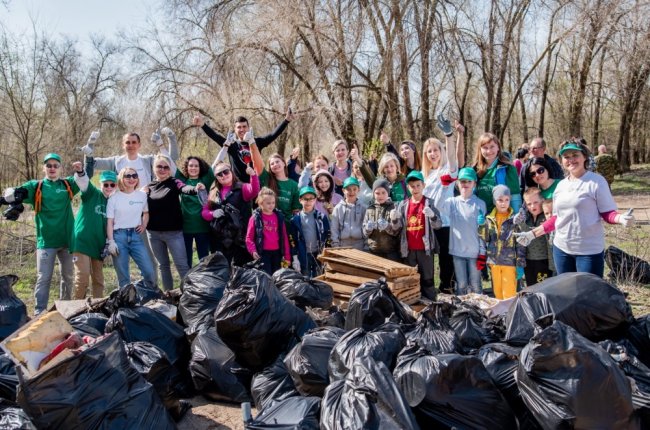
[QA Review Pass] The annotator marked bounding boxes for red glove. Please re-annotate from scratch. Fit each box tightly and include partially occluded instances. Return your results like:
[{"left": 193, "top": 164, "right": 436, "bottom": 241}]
[
  {"left": 440, "top": 174, "right": 457, "bottom": 187},
  {"left": 476, "top": 255, "right": 487, "bottom": 271}
]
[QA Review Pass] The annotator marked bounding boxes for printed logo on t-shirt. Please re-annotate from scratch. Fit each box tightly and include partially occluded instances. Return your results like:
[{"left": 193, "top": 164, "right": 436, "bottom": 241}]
[
  {"left": 55, "top": 188, "right": 68, "bottom": 193},
  {"left": 94, "top": 205, "right": 106, "bottom": 217},
  {"left": 129, "top": 200, "right": 145, "bottom": 206},
  {"left": 407, "top": 215, "right": 423, "bottom": 232}
]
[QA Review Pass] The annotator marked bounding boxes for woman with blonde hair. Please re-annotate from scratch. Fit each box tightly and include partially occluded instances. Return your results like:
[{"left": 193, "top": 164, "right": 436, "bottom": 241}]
[{"left": 353, "top": 151, "right": 409, "bottom": 203}]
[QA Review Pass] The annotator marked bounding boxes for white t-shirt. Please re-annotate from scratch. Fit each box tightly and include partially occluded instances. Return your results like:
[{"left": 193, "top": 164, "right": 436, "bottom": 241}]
[
  {"left": 117, "top": 157, "right": 151, "bottom": 187},
  {"left": 552, "top": 171, "right": 616, "bottom": 255},
  {"left": 423, "top": 166, "right": 456, "bottom": 227},
  {"left": 106, "top": 190, "right": 148, "bottom": 230}
]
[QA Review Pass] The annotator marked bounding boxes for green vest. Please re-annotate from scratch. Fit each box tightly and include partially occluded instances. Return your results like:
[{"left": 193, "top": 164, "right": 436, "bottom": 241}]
[
  {"left": 176, "top": 170, "right": 215, "bottom": 234},
  {"left": 476, "top": 163, "right": 519, "bottom": 213}
]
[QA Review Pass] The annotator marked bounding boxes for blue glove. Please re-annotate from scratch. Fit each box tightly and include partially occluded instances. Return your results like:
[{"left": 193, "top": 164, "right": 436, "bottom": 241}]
[
  {"left": 516, "top": 267, "right": 524, "bottom": 280},
  {"left": 477, "top": 210, "right": 485, "bottom": 226}
]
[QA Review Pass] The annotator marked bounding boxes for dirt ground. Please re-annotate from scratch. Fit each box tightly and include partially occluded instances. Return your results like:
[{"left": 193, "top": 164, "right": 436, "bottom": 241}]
[
  {"left": 613, "top": 194, "right": 650, "bottom": 222},
  {"left": 177, "top": 397, "right": 251, "bottom": 430}
]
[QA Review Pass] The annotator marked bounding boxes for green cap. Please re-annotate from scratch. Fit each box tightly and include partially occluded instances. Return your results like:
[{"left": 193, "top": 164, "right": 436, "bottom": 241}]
[
  {"left": 43, "top": 153, "right": 61, "bottom": 164},
  {"left": 100, "top": 170, "right": 117, "bottom": 183},
  {"left": 299, "top": 186, "right": 317, "bottom": 198},
  {"left": 406, "top": 170, "right": 424, "bottom": 183},
  {"left": 342, "top": 177, "right": 360, "bottom": 188},
  {"left": 457, "top": 167, "right": 477, "bottom": 182},
  {"left": 558, "top": 142, "right": 583, "bottom": 156}
]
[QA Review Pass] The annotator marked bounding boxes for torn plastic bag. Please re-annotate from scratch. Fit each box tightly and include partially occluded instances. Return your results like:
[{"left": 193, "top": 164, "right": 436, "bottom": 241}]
[
  {"left": 305, "top": 306, "right": 345, "bottom": 329},
  {"left": 606, "top": 245, "right": 650, "bottom": 284},
  {"left": 328, "top": 321, "right": 405, "bottom": 381},
  {"left": 478, "top": 343, "right": 541, "bottom": 429},
  {"left": 344, "top": 278, "right": 415, "bottom": 331},
  {"left": 17, "top": 332, "right": 175, "bottom": 430},
  {"left": 179, "top": 252, "right": 230, "bottom": 337},
  {"left": 0, "top": 399, "right": 35, "bottom": 430},
  {"left": 449, "top": 302, "right": 490, "bottom": 353},
  {"left": 189, "top": 328, "right": 252, "bottom": 403},
  {"left": 405, "top": 302, "right": 462, "bottom": 354},
  {"left": 0, "top": 275, "right": 28, "bottom": 341},
  {"left": 284, "top": 327, "right": 344, "bottom": 397},
  {"left": 68, "top": 313, "right": 109, "bottom": 337},
  {"left": 505, "top": 272, "right": 634, "bottom": 346},
  {"left": 245, "top": 396, "right": 320, "bottom": 430},
  {"left": 125, "top": 341, "right": 190, "bottom": 421},
  {"left": 321, "top": 358, "right": 419, "bottom": 430},
  {"left": 214, "top": 266, "right": 316, "bottom": 371},
  {"left": 272, "top": 268, "right": 334, "bottom": 310},
  {"left": 626, "top": 314, "right": 650, "bottom": 368},
  {"left": 393, "top": 343, "right": 515, "bottom": 429},
  {"left": 251, "top": 356, "right": 299, "bottom": 410},
  {"left": 0, "top": 354, "right": 17, "bottom": 401},
  {"left": 517, "top": 320, "right": 638, "bottom": 430},
  {"left": 105, "top": 305, "right": 189, "bottom": 370}
]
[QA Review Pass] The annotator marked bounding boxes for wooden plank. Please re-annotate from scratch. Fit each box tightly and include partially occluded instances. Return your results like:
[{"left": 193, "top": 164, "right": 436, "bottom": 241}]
[
  {"left": 319, "top": 248, "right": 418, "bottom": 277},
  {"left": 319, "top": 271, "right": 420, "bottom": 292}
]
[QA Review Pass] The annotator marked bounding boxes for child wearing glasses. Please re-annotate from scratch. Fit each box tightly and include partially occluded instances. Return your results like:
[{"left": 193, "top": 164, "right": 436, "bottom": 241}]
[
  {"left": 106, "top": 167, "right": 156, "bottom": 290},
  {"left": 70, "top": 162, "right": 118, "bottom": 300},
  {"left": 289, "top": 186, "right": 331, "bottom": 277}
]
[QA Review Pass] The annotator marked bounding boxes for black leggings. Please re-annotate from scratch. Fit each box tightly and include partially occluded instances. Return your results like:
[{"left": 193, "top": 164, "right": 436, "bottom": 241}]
[{"left": 435, "top": 227, "right": 455, "bottom": 292}]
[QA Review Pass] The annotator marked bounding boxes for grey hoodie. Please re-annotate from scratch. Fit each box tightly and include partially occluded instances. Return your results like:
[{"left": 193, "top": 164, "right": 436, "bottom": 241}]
[{"left": 331, "top": 199, "right": 367, "bottom": 249}]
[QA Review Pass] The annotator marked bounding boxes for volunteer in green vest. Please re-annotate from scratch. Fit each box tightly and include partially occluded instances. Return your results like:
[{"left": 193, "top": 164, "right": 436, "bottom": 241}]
[
  {"left": 473, "top": 132, "right": 521, "bottom": 213},
  {"left": 2, "top": 153, "right": 80, "bottom": 315},
  {"left": 353, "top": 151, "right": 410, "bottom": 203},
  {"left": 70, "top": 162, "right": 117, "bottom": 300}
]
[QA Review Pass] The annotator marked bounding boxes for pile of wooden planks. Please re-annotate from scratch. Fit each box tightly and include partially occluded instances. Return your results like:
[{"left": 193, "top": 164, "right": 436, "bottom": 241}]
[{"left": 316, "top": 248, "right": 421, "bottom": 305}]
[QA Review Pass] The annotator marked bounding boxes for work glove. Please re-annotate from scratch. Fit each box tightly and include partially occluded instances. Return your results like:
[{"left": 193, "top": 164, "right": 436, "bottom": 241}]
[
  {"left": 516, "top": 267, "right": 524, "bottom": 280},
  {"left": 377, "top": 218, "right": 389, "bottom": 231},
  {"left": 616, "top": 208, "right": 635, "bottom": 228},
  {"left": 436, "top": 113, "right": 453, "bottom": 137},
  {"left": 152, "top": 130, "right": 163, "bottom": 147},
  {"left": 107, "top": 239, "right": 119, "bottom": 256},
  {"left": 423, "top": 206, "right": 436, "bottom": 219},
  {"left": 476, "top": 255, "right": 487, "bottom": 271},
  {"left": 212, "top": 208, "right": 225, "bottom": 219},
  {"left": 243, "top": 128, "right": 255, "bottom": 146},
  {"left": 292, "top": 256, "right": 301, "bottom": 273},
  {"left": 81, "top": 130, "right": 100, "bottom": 156},
  {"left": 224, "top": 132, "right": 236, "bottom": 147},
  {"left": 477, "top": 209, "right": 485, "bottom": 226},
  {"left": 365, "top": 220, "right": 377, "bottom": 231},
  {"left": 513, "top": 206, "right": 527, "bottom": 225},
  {"left": 160, "top": 127, "right": 175, "bottom": 139},
  {"left": 513, "top": 231, "right": 536, "bottom": 247},
  {"left": 389, "top": 209, "right": 400, "bottom": 222},
  {"left": 440, "top": 174, "right": 456, "bottom": 187},
  {"left": 2, "top": 188, "right": 16, "bottom": 204}
]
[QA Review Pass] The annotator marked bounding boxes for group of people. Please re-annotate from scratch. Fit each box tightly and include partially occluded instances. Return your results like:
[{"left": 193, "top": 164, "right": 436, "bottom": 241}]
[{"left": 0, "top": 109, "right": 635, "bottom": 315}]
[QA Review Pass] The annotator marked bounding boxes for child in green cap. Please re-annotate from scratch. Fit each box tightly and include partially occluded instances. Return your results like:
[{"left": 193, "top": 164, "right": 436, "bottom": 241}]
[
  {"left": 289, "top": 186, "right": 331, "bottom": 277},
  {"left": 331, "top": 177, "right": 366, "bottom": 250}
]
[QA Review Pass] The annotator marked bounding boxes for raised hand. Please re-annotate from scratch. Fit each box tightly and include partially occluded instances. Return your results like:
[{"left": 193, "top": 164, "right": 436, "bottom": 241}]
[{"left": 437, "top": 113, "right": 453, "bottom": 137}]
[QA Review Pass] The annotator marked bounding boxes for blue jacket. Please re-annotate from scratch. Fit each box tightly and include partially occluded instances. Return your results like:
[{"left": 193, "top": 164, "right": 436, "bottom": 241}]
[{"left": 290, "top": 209, "right": 330, "bottom": 269}]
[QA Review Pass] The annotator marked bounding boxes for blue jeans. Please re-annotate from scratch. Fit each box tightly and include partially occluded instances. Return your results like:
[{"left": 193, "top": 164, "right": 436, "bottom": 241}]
[
  {"left": 183, "top": 232, "right": 211, "bottom": 267},
  {"left": 35, "top": 247, "right": 74, "bottom": 315},
  {"left": 112, "top": 228, "right": 156, "bottom": 289},
  {"left": 148, "top": 230, "right": 189, "bottom": 291},
  {"left": 552, "top": 245, "right": 605, "bottom": 277},
  {"left": 453, "top": 256, "right": 482, "bottom": 295}
]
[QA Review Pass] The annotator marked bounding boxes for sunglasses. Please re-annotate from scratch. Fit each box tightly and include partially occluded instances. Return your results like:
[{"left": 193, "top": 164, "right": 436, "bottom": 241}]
[
  {"left": 215, "top": 169, "right": 231, "bottom": 177},
  {"left": 156, "top": 165, "right": 170, "bottom": 170},
  {"left": 45, "top": 164, "right": 60, "bottom": 169},
  {"left": 102, "top": 183, "right": 117, "bottom": 188},
  {"left": 301, "top": 196, "right": 316, "bottom": 201},
  {"left": 123, "top": 173, "right": 138, "bottom": 179},
  {"left": 530, "top": 167, "right": 546, "bottom": 177}
]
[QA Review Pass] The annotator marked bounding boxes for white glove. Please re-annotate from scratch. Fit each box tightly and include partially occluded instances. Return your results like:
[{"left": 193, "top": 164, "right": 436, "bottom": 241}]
[
  {"left": 212, "top": 208, "right": 225, "bottom": 219},
  {"left": 292, "top": 256, "right": 301, "bottom": 272},
  {"left": 617, "top": 209, "right": 635, "bottom": 228},
  {"left": 365, "top": 220, "right": 377, "bottom": 231},
  {"left": 243, "top": 128, "right": 255, "bottom": 145},
  {"left": 160, "top": 127, "right": 175, "bottom": 139},
  {"left": 3, "top": 188, "right": 15, "bottom": 203},
  {"left": 513, "top": 206, "right": 527, "bottom": 225},
  {"left": 224, "top": 132, "right": 236, "bottom": 147},
  {"left": 151, "top": 131, "right": 163, "bottom": 147},
  {"left": 81, "top": 130, "right": 100, "bottom": 156},
  {"left": 377, "top": 218, "right": 389, "bottom": 231},
  {"left": 513, "top": 231, "right": 536, "bottom": 247},
  {"left": 389, "top": 209, "right": 400, "bottom": 222},
  {"left": 107, "top": 239, "right": 119, "bottom": 256},
  {"left": 423, "top": 206, "right": 436, "bottom": 218}
]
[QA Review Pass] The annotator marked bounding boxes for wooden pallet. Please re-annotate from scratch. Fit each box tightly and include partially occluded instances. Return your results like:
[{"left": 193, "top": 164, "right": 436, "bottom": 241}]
[
  {"left": 318, "top": 248, "right": 417, "bottom": 278},
  {"left": 314, "top": 274, "right": 421, "bottom": 305},
  {"left": 318, "top": 271, "right": 420, "bottom": 292}
]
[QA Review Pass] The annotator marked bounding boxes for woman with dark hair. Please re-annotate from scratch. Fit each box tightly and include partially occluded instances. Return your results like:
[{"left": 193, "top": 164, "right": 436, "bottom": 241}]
[
  {"left": 175, "top": 156, "right": 214, "bottom": 265},
  {"left": 379, "top": 132, "right": 422, "bottom": 175},
  {"left": 260, "top": 153, "right": 301, "bottom": 222},
  {"left": 522, "top": 157, "right": 559, "bottom": 199},
  {"left": 514, "top": 147, "right": 529, "bottom": 175}
]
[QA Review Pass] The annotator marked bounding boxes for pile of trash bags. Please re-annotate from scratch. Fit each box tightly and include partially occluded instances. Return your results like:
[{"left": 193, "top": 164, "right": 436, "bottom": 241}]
[{"left": 1, "top": 254, "right": 649, "bottom": 429}]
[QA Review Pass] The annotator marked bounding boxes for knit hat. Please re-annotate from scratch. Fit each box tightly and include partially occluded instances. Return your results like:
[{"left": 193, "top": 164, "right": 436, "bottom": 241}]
[
  {"left": 313, "top": 169, "right": 334, "bottom": 190},
  {"left": 100, "top": 170, "right": 118, "bottom": 183},
  {"left": 457, "top": 167, "right": 477, "bottom": 182},
  {"left": 343, "top": 177, "right": 360, "bottom": 189},
  {"left": 43, "top": 153, "right": 61, "bottom": 164},
  {"left": 372, "top": 178, "right": 390, "bottom": 193},
  {"left": 492, "top": 185, "right": 511, "bottom": 202},
  {"left": 299, "top": 186, "right": 317, "bottom": 198}
]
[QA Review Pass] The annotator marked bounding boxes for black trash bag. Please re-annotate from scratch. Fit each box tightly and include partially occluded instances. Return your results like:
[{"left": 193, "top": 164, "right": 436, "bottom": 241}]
[
  {"left": 405, "top": 302, "right": 462, "bottom": 355},
  {"left": 179, "top": 252, "right": 230, "bottom": 337},
  {"left": 251, "top": 356, "right": 299, "bottom": 411},
  {"left": 626, "top": 314, "right": 650, "bottom": 368},
  {"left": 105, "top": 306, "right": 189, "bottom": 370},
  {"left": 68, "top": 313, "right": 109, "bottom": 338},
  {"left": 214, "top": 266, "right": 316, "bottom": 371},
  {"left": 517, "top": 320, "right": 638, "bottom": 430},
  {"left": 0, "top": 354, "right": 17, "bottom": 402},
  {"left": 284, "top": 327, "right": 344, "bottom": 397},
  {"left": 449, "top": 302, "right": 490, "bottom": 353},
  {"left": 0, "top": 399, "right": 35, "bottom": 430},
  {"left": 344, "top": 278, "right": 415, "bottom": 331},
  {"left": 125, "top": 341, "right": 190, "bottom": 421},
  {"left": 478, "top": 343, "right": 541, "bottom": 429},
  {"left": 132, "top": 278, "right": 164, "bottom": 304},
  {"left": 17, "top": 332, "right": 175, "bottom": 430},
  {"left": 394, "top": 343, "right": 516, "bottom": 429},
  {"left": 305, "top": 306, "right": 345, "bottom": 329},
  {"left": 272, "top": 268, "right": 334, "bottom": 310},
  {"left": 606, "top": 245, "right": 650, "bottom": 284},
  {"left": 321, "top": 357, "right": 419, "bottom": 430},
  {"left": 189, "top": 328, "right": 252, "bottom": 403},
  {"left": 328, "top": 321, "right": 405, "bottom": 382},
  {"left": 245, "top": 396, "right": 320, "bottom": 430},
  {"left": 482, "top": 313, "right": 507, "bottom": 344},
  {"left": 0, "top": 275, "right": 28, "bottom": 341},
  {"left": 505, "top": 272, "right": 634, "bottom": 346}
]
